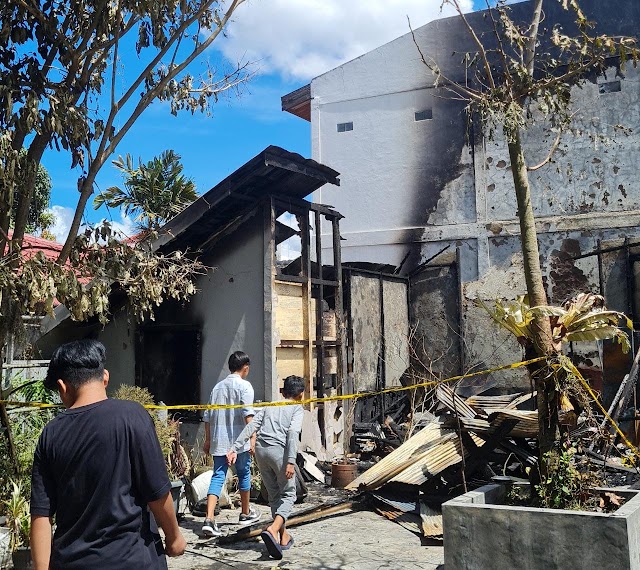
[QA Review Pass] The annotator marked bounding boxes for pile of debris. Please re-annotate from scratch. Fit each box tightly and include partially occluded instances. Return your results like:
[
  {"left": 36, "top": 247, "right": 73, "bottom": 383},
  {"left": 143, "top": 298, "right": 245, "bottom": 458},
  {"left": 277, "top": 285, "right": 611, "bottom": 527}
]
[
  {"left": 217, "top": 372, "right": 640, "bottom": 545},
  {"left": 345, "top": 384, "right": 544, "bottom": 540}
]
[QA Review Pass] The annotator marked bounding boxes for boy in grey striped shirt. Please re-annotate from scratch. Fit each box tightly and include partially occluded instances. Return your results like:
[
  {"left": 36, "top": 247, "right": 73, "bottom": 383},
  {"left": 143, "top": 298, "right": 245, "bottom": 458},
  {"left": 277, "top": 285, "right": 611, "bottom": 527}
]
[{"left": 227, "top": 375, "right": 305, "bottom": 560}]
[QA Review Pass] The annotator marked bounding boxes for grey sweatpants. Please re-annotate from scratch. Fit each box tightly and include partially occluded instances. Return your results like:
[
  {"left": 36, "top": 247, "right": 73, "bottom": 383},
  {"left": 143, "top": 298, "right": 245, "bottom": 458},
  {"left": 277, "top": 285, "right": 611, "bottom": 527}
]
[{"left": 255, "top": 440, "right": 296, "bottom": 521}]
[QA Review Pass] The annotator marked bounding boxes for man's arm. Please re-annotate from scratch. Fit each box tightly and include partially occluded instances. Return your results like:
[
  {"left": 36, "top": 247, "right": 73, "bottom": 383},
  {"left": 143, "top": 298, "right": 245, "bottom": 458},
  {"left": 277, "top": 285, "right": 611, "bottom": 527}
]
[
  {"left": 31, "top": 515, "right": 52, "bottom": 570},
  {"left": 130, "top": 406, "right": 185, "bottom": 558},
  {"left": 148, "top": 493, "right": 187, "bottom": 557},
  {"left": 245, "top": 414, "right": 256, "bottom": 454},
  {"left": 241, "top": 382, "right": 256, "bottom": 452},
  {"left": 203, "top": 421, "right": 210, "bottom": 455}
]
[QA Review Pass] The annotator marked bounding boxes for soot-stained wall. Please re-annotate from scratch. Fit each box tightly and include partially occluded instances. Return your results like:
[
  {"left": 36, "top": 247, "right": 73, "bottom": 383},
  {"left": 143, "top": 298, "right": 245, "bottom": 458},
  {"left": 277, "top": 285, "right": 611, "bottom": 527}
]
[{"left": 307, "top": 0, "right": 640, "bottom": 389}]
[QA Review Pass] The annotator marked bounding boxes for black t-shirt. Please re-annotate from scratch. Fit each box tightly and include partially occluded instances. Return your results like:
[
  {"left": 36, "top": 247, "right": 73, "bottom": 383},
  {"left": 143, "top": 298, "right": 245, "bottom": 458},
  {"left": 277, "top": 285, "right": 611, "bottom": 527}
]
[{"left": 31, "top": 399, "right": 171, "bottom": 569}]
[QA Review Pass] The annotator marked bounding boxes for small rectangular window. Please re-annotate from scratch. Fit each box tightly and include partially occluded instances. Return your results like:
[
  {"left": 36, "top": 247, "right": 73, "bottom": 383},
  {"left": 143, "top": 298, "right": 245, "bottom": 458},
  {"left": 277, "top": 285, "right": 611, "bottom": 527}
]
[
  {"left": 415, "top": 109, "right": 433, "bottom": 121},
  {"left": 599, "top": 81, "right": 621, "bottom": 94},
  {"left": 337, "top": 122, "right": 353, "bottom": 132}
]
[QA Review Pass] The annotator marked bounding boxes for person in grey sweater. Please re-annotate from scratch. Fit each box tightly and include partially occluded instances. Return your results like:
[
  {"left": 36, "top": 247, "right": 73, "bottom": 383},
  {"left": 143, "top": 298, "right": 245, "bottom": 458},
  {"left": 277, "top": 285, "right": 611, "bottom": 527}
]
[{"left": 226, "top": 375, "right": 305, "bottom": 560}]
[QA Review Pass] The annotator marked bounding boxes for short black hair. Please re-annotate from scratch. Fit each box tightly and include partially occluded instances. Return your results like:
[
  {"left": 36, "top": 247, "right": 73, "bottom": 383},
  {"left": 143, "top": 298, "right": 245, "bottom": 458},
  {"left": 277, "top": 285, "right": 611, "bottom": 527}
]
[
  {"left": 228, "top": 351, "right": 250, "bottom": 372},
  {"left": 45, "top": 339, "right": 106, "bottom": 390},
  {"left": 282, "top": 375, "right": 305, "bottom": 398}
]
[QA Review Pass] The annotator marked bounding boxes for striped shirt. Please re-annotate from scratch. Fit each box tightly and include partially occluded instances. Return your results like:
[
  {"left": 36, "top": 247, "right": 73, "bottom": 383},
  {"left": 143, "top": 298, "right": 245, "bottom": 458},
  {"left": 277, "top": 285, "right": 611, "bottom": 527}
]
[{"left": 203, "top": 373, "right": 255, "bottom": 456}]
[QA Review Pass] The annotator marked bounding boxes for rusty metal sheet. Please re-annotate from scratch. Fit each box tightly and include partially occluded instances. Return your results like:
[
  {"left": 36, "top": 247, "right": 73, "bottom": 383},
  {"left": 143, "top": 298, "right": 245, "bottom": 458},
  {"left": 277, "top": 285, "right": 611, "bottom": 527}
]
[
  {"left": 374, "top": 507, "right": 422, "bottom": 535},
  {"left": 420, "top": 503, "right": 443, "bottom": 538}
]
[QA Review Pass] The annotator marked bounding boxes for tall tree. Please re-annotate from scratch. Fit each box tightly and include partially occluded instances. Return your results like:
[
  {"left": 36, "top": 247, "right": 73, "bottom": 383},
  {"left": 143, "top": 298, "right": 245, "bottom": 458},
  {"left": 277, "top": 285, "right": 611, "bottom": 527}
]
[
  {"left": 94, "top": 150, "right": 197, "bottom": 233},
  {"left": 0, "top": 0, "right": 250, "bottom": 332},
  {"left": 414, "top": 0, "right": 638, "bottom": 461},
  {"left": 0, "top": 0, "right": 249, "bottom": 258},
  {"left": 0, "top": 0, "right": 248, "bottom": 471}
]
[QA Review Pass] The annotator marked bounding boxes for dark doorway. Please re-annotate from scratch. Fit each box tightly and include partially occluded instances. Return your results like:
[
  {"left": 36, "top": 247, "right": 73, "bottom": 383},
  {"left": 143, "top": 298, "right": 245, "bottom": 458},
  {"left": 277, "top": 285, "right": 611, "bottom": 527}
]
[{"left": 135, "top": 326, "right": 201, "bottom": 421}]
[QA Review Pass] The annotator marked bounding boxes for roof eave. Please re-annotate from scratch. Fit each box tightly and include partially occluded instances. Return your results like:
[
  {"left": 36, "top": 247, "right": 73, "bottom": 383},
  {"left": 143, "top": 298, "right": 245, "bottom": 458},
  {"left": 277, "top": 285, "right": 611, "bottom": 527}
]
[{"left": 281, "top": 84, "right": 311, "bottom": 122}]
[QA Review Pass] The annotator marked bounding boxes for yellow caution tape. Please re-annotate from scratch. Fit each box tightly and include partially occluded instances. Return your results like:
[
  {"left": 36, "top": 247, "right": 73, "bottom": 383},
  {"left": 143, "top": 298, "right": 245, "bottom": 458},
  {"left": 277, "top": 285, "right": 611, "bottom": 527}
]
[
  {"left": 4, "top": 355, "right": 640, "bottom": 466},
  {"left": 556, "top": 357, "right": 640, "bottom": 461},
  {"left": 0, "top": 356, "right": 545, "bottom": 411}
]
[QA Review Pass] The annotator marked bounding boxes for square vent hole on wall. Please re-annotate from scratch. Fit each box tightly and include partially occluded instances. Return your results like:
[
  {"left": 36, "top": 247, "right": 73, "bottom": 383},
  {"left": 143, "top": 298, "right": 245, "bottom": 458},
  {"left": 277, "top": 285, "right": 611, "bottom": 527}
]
[
  {"left": 415, "top": 109, "right": 433, "bottom": 121},
  {"left": 337, "top": 121, "right": 353, "bottom": 132},
  {"left": 599, "top": 80, "right": 621, "bottom": 94}
]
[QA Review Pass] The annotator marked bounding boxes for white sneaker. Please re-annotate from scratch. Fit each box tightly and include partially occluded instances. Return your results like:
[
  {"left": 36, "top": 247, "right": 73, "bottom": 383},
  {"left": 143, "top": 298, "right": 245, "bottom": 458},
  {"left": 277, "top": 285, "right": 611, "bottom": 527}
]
[
  {"left": 202, "top": 518, "right": 222, "bottom": 537},
  {"left": 238, "top": 506, "right": 261, "bottom": 525}
]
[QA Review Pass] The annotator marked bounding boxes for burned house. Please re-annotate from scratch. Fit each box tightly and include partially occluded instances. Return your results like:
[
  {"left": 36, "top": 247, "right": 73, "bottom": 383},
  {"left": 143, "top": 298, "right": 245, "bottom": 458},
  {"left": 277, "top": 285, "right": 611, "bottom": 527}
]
[
  {"left": 38, "top": 147, "right": 351, "bottom": 459},
  {"left": 282, "top": 0, "right": 640, "bottom": 407}
]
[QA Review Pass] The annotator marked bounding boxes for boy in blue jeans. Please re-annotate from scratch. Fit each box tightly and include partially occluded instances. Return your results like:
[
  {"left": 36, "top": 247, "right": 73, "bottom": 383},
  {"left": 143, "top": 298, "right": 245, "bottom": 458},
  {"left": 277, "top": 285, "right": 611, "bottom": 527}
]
[
  {"left": 202, "top": 351, "right": 260, "bottom": 537},
  {"left": 227, "top": 375, "right": 305, "bottom": 560}
]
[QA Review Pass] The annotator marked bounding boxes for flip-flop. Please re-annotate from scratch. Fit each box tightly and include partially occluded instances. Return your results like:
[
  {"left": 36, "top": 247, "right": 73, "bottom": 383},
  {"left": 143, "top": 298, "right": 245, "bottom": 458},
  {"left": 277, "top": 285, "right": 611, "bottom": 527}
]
[
  {"left": 281, "top": 536, "right": 295, "bottom": 550},
  {"left": 260, "top": 530, "right": 283, "bottom": 560}
]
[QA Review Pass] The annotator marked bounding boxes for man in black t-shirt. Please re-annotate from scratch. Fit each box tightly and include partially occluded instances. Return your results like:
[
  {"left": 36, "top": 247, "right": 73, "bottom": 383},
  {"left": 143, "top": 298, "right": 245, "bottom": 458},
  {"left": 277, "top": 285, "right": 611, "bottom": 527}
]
[{"left": 30, "top": 339, "right": 186, "bottom": 569}]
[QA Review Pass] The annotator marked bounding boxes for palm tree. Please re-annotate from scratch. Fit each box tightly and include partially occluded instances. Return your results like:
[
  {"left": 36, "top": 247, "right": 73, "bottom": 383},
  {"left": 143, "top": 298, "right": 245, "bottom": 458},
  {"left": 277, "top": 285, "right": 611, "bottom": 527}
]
[{"left": 94, "top": 150, "right": 197, "bottom": 233}]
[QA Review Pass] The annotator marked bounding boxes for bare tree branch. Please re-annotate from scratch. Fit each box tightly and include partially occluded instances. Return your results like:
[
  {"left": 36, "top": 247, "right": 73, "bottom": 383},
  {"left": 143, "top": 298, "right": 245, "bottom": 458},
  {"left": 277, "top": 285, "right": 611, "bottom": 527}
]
[{"left": 527, "top": 131, "right": 561, "bottom": 171}]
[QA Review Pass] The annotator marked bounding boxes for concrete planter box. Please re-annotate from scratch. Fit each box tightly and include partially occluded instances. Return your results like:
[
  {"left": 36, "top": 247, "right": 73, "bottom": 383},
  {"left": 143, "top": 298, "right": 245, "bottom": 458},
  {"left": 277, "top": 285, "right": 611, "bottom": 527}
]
[{"left": 443, "top": 483, "right": 640, "bottom": 570}]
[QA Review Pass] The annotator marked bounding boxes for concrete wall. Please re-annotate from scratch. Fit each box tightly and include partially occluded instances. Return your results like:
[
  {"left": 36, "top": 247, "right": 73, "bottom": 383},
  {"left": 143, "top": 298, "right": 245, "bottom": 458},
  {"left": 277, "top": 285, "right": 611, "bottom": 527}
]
[
  {"left": 35, "top": 305, "right": 136, "bottom": 396},
  {"left": 307, "top": 2, "right": 640, "bottom": 388},
  {"left": 409, "top": 265, "right": 462, "bottom": 382},
  {"left": 99, "top": 307, "right": 137, "bottom": 393},
  {"left": 443, "top": 484, "right": 640, "bottom": 570},
  {"left": 185, "top": 213, "right": 269, "bottom": 403}
]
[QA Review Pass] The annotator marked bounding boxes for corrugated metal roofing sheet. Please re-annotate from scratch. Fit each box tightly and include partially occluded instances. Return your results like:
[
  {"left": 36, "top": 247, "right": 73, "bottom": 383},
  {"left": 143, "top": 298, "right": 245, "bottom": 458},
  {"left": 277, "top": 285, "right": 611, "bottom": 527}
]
[
  {"left": 374, "top": 507, "right": 422, "bottom": 535},
  {"left": 346, "top": 420, "right": 484, "bottom": 490},
  {"left": 371, "top": 493, "right": 418, "bottom": 514}
]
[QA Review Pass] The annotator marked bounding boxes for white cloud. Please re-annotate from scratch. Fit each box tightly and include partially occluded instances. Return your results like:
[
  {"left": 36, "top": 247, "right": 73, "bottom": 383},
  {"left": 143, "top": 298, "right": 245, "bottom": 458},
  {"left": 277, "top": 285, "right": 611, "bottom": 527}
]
[
  {"left": 219, "top": 0, "right": 474, "bottom": 81},
  {"left": 47, "top": 205, "right": 136, "bottom": 243},
  {"left": 104, "top": 210, "right": 136, "bottom": 240},
  {"left": 48, "top": 205, "right": 75, "bottom": 243}
]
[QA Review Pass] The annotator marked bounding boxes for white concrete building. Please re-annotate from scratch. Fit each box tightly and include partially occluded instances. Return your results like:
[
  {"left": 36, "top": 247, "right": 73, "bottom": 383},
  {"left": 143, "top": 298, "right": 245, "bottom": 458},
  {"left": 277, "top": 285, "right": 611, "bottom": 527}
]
[{"left": 283, "top": 0, "right": 640, "bottom": 398}]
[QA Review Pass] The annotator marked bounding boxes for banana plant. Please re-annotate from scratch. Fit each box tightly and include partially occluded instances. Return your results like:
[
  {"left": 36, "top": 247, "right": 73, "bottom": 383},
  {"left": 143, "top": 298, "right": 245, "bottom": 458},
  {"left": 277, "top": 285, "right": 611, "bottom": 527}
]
[{"left": 478, "top": 293, "right": 632, "bottom": 354}]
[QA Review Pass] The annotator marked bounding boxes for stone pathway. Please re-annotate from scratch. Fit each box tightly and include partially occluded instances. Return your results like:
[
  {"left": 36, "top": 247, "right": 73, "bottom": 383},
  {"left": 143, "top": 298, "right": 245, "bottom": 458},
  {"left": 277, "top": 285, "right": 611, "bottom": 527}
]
[{"left": 168, "top": 491, "right": 444, "bottom": 570}]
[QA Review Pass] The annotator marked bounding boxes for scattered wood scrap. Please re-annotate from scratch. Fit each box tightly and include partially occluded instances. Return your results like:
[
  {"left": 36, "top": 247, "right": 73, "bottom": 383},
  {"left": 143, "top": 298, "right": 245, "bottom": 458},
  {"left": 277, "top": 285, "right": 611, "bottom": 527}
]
[{"left": 219, "top": 496, "right": 359, "bottom": 544}]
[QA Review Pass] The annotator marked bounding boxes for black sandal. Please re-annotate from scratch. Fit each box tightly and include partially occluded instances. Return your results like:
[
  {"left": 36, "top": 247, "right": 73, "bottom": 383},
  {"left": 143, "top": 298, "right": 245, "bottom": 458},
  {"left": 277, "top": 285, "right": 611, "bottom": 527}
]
[{"left": 260, "top": 530, "right": 283, "bottom": 560}]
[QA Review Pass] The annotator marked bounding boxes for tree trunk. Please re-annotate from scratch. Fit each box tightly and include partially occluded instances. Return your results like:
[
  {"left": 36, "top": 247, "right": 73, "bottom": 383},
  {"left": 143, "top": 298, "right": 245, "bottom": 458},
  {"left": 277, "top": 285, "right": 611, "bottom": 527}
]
[
  {"left": 507, "top": 127, "right": 559, "bottom": 459},
  {"left": 0, "top": 299, "right": 20, "bottom": 474},
  {"left": 11, "top": 135, "right": 48, "bottom": 249},
  {"left": 58, "top": 169, "right": 98, "bottom": 264}
]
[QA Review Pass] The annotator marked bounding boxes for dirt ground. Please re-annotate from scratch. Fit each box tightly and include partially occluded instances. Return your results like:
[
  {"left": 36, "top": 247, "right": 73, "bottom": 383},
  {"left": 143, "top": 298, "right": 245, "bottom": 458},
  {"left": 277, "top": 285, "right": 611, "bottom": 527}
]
[{"left": 168, "top": 484, "right": 444, "bottom": 570}]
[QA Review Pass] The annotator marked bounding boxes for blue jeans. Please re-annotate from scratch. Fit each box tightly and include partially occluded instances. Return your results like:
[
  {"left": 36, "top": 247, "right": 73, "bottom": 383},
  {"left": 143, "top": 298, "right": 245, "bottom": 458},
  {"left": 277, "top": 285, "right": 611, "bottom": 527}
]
[{"left": 207, "top": 452, "right": 252, "bottom": 497}]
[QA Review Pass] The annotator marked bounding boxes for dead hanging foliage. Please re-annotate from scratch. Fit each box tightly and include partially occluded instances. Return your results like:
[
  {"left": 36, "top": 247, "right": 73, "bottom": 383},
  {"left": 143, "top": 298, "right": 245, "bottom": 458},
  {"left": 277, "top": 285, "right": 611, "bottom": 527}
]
[
  {"left": 478, "top": 293, "right": 631, "bottom": 354},
  {"left": 478, "top": 292, "right": 631, "bottom": 425},
  {"left": 0, "top": 222, "right": 206, "bottom": 325}
]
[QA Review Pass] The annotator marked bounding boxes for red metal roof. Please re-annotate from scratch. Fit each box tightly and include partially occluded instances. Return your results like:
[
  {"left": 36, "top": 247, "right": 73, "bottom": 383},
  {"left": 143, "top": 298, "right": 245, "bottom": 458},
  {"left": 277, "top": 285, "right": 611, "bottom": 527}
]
[{"left": 6, "top": 230, "right": 63, "bottom": 261}]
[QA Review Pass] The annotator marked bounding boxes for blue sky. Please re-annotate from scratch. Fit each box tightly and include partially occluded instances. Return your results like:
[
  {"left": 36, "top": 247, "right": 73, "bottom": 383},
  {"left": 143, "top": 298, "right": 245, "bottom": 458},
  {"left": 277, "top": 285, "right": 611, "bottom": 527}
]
[{"left": 43, "top": 0, "right": 489, "bottom": 239}]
